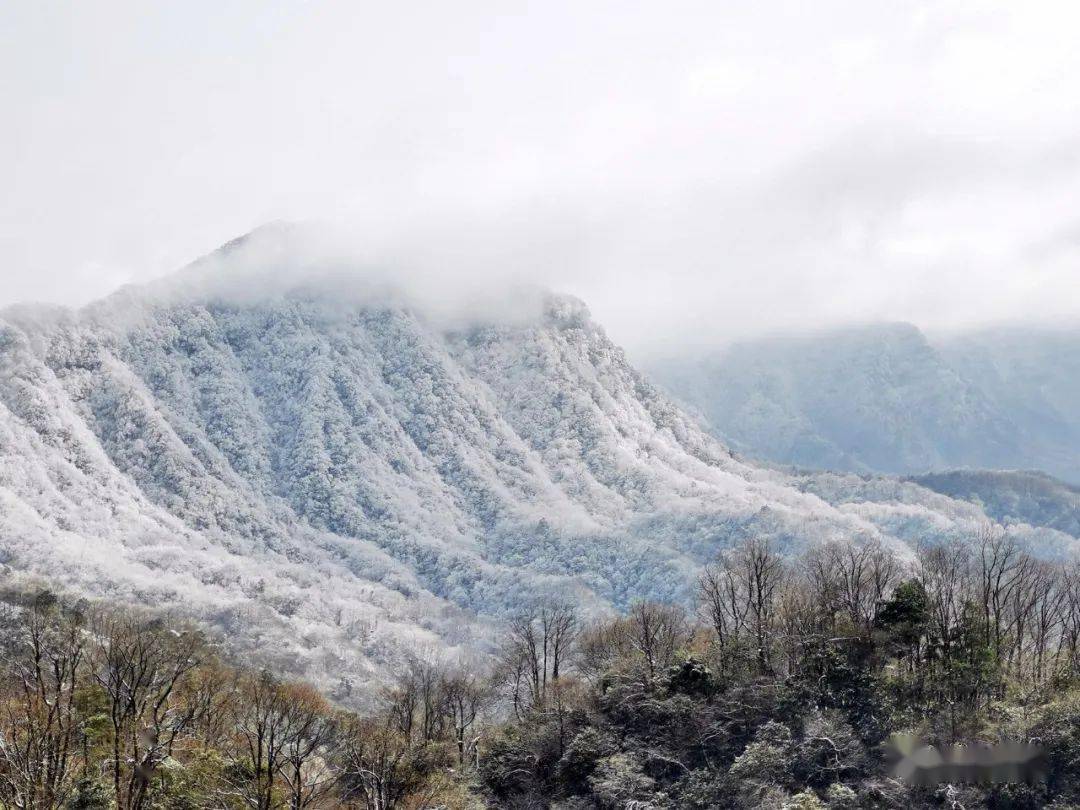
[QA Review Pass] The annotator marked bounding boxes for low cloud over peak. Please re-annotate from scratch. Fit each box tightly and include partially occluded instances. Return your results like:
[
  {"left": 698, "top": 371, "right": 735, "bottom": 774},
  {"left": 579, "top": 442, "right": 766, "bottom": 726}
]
[{"left": 4, "top": 2, "right": 1080, "bottom": 354}]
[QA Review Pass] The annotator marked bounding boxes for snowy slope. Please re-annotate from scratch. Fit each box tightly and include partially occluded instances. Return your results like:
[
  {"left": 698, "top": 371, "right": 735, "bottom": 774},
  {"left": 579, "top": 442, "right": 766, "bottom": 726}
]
[{"left": 1, "top": 227, "right": 1074, "bottom": 695}]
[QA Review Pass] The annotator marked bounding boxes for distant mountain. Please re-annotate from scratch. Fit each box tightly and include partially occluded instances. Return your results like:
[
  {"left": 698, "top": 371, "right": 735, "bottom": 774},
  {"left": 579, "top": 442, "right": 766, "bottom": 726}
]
[
  {"left": 913, "top": 469, "right": 1080, "bottom": 537},
  {"left": 2, "top": 226, "right": 1075, "bottom": 696},
  {"left": 940, "top": 327, "right": 1080, "bottom": 483},
  {"left": 647, "top": 322, "right": 1080, "bottom": 484}
]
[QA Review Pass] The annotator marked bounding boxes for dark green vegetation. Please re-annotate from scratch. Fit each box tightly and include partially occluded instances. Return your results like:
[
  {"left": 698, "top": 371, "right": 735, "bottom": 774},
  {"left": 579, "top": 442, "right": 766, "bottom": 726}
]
[
  {"left": 914, "top": 470, "right": 1080, "bottom": 538},
  {"left": 5, "top": 527, "right": 1080, "bottom": 808}
]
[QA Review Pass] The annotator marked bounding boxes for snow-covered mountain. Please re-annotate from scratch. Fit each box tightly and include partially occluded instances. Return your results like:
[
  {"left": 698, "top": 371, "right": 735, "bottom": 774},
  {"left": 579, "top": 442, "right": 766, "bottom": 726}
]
[
  {"left": 940, "top": 327, "right": 1080, "bottom": 483},
  {"left": 2, "top": 226, "right": 1076, "bottom": 697},
  {"left": 648, "top": 322, "right": 1080, "bottom": 484}
]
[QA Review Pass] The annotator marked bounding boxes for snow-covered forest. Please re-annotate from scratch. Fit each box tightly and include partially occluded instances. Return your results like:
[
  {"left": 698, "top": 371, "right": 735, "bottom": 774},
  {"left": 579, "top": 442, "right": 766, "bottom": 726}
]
[{"left": 2, "top": 229, "right": 1079, "bottom": 699}]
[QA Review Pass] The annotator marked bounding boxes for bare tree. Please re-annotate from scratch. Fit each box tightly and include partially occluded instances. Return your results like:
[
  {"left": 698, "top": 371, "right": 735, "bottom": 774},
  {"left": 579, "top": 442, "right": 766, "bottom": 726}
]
[
  {"left": 183, "top": 658, "right": 238, "bottom": 749},
  {"left": 732, "top": 538, "right": 786, "bottom": 674},
  {"left": 337, "top": 715, "right": 446, "bottom": 810},
  {"left": 502, "top": 602, "right": 578, "bottom": 713},
  {"left": 699, "top": 539, "right": 789, "bottom": 676},
  {"left": 278, "top": 683, "right": 337, "bottom": 810},
  {"left": 89, "top": 610, "right": 201, "bottom": 810},
  {"left": 774, "top": 570, "right": 821, "bottom": 677},
  {"left": 1059, "top": 562, "right": 1080, "bottom": 675},
  {"left": 802, "top": 539, "right": 901, "bottom": 637},
  {"left": 1026, "top": 561, "right": 1066, "bottom": 684},
  {"left": 917, "top": 538, "right": 972, "bottom": 663},
  {"left": 387, "top": 656, "right": 444, "bottom": 744},
  {"left": 976, "top": 525, "right": 1026, "bottom": 660},
  {"left": 698, "top": 558, "right": 751, "bottom": 674},
  {"left": 439, "top": 666, "right": 488, "bottom": 768},
  {"left": 225, "top": 670, "right": 292, "bottom": 810},
  {"left": 574, "top": 617, "right": 631, "bottom": 683},
  {"left": 0, "top": 592, "right": 86, "bottom": 810},
  {"left": 626, "top": 601, "right": 689, "bottom": 683},
  {"left": 835, "top": 540, "right": 901, "bottom": 633}
]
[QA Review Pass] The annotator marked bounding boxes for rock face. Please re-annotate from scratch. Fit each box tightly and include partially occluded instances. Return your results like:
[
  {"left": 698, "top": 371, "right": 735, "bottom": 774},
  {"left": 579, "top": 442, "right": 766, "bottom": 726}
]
[
  {"left": 648, "top": 322, "right": 1080, "bottom": 484},
  {"left": 1, "top": 227, "right": 1075, "bottom": 696}
]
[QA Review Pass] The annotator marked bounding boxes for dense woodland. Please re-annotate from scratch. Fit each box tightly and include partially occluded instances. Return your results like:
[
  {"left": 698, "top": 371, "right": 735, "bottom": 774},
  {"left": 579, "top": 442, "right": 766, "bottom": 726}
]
[{"left": 5, "top": 528, "right": 1080, "bottom": 809}]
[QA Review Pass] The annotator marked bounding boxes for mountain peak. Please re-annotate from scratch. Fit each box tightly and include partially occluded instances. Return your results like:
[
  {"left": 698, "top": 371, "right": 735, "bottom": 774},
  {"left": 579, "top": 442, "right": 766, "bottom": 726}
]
[
  {"left": 2, "top": 266, "right": 1075, "bottom": 696},
  {"left": 60, "top": 222, "right": 578, "bottom": 336},
  {"left": 543, "top": 293, "right": 592, "bottom": 329}
]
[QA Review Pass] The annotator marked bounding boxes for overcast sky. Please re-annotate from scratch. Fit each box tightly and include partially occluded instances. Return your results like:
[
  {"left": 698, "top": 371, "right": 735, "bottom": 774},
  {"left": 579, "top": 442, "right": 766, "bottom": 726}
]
[{"left": 3, "top": 1, "right": 1079, "bottom": 354}]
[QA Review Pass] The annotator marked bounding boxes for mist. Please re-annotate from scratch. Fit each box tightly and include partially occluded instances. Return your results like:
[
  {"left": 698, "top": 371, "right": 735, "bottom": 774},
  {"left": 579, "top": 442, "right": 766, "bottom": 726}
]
[
  {"left": 4, "top": 1, "right": 1080, "bottom": 356},
  {"left": 95, "top": 219, "right": 560, "bottom": 335}
]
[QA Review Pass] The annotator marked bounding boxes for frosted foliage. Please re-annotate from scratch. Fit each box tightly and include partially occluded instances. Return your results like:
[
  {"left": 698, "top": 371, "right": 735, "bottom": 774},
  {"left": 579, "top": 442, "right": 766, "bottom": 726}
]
[{"left": 2, "top": 265, "right": 1076, "bottom": 697}]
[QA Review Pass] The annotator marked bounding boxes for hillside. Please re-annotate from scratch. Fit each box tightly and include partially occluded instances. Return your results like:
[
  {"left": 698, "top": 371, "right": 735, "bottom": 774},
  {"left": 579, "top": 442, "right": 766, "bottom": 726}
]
[
  {"left": 1, "top": 227, "right": 1074, "bottom": 696},
  {"left": 647, "top": 322, "right": 1080, "bottom": 484},
  {"left": 913, "top": 469, "right": 1080, "bottom": 537},
  {"left": 940, "top": 326, "right": 1080, "bottom": 483}
]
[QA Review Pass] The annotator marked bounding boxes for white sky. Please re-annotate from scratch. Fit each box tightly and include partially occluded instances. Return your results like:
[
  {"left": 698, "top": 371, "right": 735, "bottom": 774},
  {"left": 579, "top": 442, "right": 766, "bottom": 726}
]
[{"left": 3, "top": 1, "right": 1080, "bottom": 354}]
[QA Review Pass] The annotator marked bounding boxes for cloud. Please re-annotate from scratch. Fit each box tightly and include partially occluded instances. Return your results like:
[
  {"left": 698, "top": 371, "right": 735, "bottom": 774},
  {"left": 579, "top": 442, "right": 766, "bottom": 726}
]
[
  {"left": 91, "top": 220, "right": 561, "bottom": 335},
  {"left": 2, "top": 0, "right": 1080, "bottom": 354}
]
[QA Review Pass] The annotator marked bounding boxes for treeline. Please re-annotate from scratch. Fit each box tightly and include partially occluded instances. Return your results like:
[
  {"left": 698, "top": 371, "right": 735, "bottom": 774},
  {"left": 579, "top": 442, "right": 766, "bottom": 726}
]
[{"left": 5, "top": 527, "right": 1080, "bottom": 808}]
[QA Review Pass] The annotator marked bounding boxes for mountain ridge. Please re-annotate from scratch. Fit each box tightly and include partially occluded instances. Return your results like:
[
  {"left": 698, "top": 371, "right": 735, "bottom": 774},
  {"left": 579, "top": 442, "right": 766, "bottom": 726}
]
[
  {"left": 2, "top": 228, "right": 1077, "bottom": 698},
  {"left": 647, "top": 320, "right": 1080, "bottom": 484}
]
